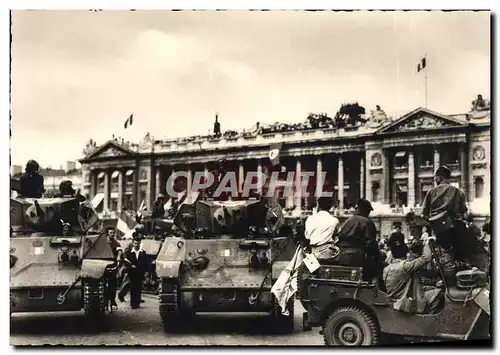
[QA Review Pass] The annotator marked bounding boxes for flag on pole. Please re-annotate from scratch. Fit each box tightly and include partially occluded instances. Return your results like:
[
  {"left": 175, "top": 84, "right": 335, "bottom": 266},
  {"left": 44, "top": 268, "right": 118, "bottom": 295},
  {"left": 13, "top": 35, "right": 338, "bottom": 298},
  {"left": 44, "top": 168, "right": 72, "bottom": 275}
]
[
  {"left": 136, "top": 200, "right": 147, "bottom": 219},
  {"left": 116, "top": 217, "right": 131, "bottom": 235},
  {"left": 124, "top": 114, "right": 134, "bottom": 129},
  {"left": 417, "top": 57, "right": 426, "bottom": 72},
  {"left": 269, "top": 142, "right": 283, "bottom": 166}
]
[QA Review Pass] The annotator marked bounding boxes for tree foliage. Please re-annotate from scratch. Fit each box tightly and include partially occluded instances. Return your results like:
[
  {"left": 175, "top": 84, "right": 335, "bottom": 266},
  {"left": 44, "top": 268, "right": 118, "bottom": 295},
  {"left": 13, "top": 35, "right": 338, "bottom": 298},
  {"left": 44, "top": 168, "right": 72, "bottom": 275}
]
[{"left": 334, "top": 102, "right": 367, "bottom": 128}]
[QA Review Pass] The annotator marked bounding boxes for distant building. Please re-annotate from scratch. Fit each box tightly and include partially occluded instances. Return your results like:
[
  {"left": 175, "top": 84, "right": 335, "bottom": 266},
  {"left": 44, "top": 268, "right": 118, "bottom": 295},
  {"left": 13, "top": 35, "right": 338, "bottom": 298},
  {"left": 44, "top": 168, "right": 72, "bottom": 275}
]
[
  {"left": 10, "top": 165, "right": 22, "bottom": 176},
  {"left": 79, "top": 97, "right": 491, "bottom": 236}
]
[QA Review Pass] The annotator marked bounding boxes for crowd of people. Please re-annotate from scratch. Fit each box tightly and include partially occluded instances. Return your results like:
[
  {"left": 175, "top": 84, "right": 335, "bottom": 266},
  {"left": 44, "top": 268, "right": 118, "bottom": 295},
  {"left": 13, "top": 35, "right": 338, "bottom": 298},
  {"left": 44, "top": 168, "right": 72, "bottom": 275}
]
[{"left": 300, "top": 164, "right": 490, "bottom": 316}]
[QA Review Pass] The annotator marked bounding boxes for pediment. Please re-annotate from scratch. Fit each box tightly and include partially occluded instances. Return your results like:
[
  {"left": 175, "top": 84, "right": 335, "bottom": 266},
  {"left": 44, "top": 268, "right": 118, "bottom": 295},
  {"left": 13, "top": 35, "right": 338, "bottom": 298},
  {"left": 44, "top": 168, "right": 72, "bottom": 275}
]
[
  {"left": 377, "top": 107, "right": 466, "bottom": 134},
  {"left": 86, "top": 141, "right": 134, "bottom": 160}
]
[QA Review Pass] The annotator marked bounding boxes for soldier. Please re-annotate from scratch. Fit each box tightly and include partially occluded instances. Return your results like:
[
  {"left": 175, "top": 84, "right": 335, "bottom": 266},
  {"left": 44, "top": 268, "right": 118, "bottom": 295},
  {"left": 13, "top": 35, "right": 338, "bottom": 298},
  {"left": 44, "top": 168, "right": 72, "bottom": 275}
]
[
  {"left": 336, "top": 199, "right": 381, "bottom": 281},
  {"left": 59, "top": 180, "right": 75, "bottom": 197},
  {"left": 422, "top": 166, "right": 488, "bottom": 271},
  {"left": 19, "top": 160, "right": 45, "bottom": 198},
  {"left": 206, "top": 158, "right": 233, "bottom": 200},
  {"left": 152, "top": 194, "right": 165, "bottom": 219},
  {"left": 383, "top": 237, "right": 444, "bottom": 315}
]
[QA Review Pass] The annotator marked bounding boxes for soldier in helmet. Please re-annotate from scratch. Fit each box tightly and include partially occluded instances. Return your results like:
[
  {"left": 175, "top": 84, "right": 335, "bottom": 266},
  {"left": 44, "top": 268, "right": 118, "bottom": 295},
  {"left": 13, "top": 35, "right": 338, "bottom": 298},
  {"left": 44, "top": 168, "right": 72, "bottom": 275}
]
[
  {"left": 59, "top": 180, "right": 75, "bottom": 197},
  {"left": 19, "top": 160, "right": 45, "bottom": 198},
  {"left": 422, "top": 165, "right": 488, "bottom": 271},
  {"left": 206, "top": 158, "right": 232, "bottom": 201}
]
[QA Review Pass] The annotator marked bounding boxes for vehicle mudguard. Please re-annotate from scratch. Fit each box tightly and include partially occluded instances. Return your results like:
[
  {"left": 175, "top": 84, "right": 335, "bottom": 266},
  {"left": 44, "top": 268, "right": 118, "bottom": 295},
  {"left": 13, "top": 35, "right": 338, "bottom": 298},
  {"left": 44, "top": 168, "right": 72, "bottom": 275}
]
[
  {"left": 81, "top": 233, "right": 115, "bottom": 260},
  {"left": 156, "top": 260, "right": 183, "bottom": 279},
  {"left": 473, "top": 286, "right": 490, "bottom": 316},
  {"left": 156, "top": 237, "right": 187, "bottom": 262},
  {"left": 155, "top": 237, "right": 187, "bottom": 279},
  {"left": 80, "top": 259, "right": 113, "bottom": 279}
]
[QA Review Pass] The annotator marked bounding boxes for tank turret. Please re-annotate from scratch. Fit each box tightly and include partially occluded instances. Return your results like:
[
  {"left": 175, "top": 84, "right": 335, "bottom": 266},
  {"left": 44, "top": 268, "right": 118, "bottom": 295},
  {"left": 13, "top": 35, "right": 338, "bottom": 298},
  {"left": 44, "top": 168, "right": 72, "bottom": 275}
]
[
  {"left": 173, "top": 199, "right": 278, "bottom": 238},
  {"left": 10, "top": 196, "right": 99, "bottom": 236}
]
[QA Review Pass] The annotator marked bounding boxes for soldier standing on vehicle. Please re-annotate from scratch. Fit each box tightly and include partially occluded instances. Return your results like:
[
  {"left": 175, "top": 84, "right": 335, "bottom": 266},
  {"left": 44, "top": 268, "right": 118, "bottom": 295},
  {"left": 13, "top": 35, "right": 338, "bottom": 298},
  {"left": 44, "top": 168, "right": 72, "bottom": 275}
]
[
  {"left": 19, "top": 160, "right": 45, "bottom": 198},
  {"left": 152, "top": 194, "right": 166, "bottom": 219},
  {"left": 422, "top": 165, "right": 487, "bottom": 271},
  {"left": 336, "top": 199, "right": 381, "bottom": 281},
  {"left": 304, "top": 197, "right": 340, "bottom": 259},
  {"left": 383, "top": 238, "right": 444, "bottom": 314}
]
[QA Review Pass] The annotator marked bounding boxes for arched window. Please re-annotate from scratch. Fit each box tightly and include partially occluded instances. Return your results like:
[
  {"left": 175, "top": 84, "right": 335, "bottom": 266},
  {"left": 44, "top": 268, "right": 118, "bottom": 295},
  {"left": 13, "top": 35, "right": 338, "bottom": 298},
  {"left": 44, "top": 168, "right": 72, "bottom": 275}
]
[{"left": 475, "top": 176, "right": 484, "bottom": 199}]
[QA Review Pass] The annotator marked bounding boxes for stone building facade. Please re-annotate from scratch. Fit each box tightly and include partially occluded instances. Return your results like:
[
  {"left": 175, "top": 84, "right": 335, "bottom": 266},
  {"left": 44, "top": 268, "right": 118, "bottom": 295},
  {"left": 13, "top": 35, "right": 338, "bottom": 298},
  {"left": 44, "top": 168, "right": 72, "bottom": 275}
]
[{"left": 79, "top": 103, "right": 491, "bottom": 236}]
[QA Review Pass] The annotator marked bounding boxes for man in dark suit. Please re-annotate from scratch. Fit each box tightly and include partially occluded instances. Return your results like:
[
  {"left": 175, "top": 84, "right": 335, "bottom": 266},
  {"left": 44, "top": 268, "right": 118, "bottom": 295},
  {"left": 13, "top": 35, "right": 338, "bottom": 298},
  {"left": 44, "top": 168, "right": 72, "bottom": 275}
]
[{"left": 119, "top": 235, "right": 147, "bottom": 308}]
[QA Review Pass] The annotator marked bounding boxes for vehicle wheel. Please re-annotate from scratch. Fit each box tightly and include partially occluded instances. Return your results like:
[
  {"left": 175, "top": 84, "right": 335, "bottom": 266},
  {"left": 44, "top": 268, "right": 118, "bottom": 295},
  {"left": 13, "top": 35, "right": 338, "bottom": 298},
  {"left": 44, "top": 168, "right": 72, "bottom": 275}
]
[
  {"left": 323, "top": 306, "right": 379, "bottom": 346},
  {"left": 158, "top": 279, "right": 191, "bottom": 333},
  {"left": 270, "top": 295, "right": 294, "bottom": 334},
  {"left": 296, "top": 263, "right": 311, "bottom": 309},
  {"left": 83, "top": 278, "right": 106, "bottom": 318}
]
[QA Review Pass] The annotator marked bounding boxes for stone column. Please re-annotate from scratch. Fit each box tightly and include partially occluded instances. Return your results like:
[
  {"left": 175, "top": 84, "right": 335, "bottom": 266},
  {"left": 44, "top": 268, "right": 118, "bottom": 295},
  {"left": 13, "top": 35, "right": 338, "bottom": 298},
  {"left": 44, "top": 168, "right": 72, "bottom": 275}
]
[
  {"left": 238, "top": 162, "right": 244, "bottom": 194},
  {"left": 155, "top": 168, "right": 161, "bottom": 197},
  {"left": 103, "top": 170, "right": 110, "bottom": 212},
  {"left": 316, "top": 156, "right": 323, "bottom": 201},
  {"left": 360, "top": 156, "right": 365, "bottom": 199},
  {"left": 295, "top": 158, "right": 302, "bottom": 211},
  {"left": 187, "top": 165, "right": 192, "bottom": 203},
  {"left": 90, "top": 171, "right": 96, "bottom": 199},
  {"left": 257, "top": 160, "right": 263, "bottom": 195},
  {"left": 460, "top": 143, "right": 469, "bottom": 200},
  {"left": 408, "top": 150, "right": 415, "bottom": 207},
  {"left": 338, "top": 155, "right": 344, "bottom": 210},
  {"left": 433, "top": 147, "right": 440, "bottom": 186},
  {"left": 146, "top": 166, "right": 153, "bottom": 211},
  {"left": 383, "top": 149, "right": 391, "bottom": 204},
  {"left": 117, "top": 170, "right": 123, "bottom": 212}
]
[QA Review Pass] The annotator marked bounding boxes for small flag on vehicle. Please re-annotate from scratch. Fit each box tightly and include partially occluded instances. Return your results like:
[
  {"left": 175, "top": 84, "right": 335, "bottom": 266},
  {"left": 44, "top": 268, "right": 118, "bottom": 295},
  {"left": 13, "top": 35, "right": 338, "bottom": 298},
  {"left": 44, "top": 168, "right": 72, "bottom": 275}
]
[{"left": 116, "top": 217, "right": 131, "bottom": 235}]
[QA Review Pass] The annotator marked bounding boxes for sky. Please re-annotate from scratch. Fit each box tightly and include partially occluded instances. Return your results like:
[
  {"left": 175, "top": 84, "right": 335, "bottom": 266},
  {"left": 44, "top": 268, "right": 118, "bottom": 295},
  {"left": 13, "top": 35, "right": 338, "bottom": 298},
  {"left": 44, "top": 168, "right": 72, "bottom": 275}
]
[{"left": 10, "top": 10, "right": 490, "bottom": 169}]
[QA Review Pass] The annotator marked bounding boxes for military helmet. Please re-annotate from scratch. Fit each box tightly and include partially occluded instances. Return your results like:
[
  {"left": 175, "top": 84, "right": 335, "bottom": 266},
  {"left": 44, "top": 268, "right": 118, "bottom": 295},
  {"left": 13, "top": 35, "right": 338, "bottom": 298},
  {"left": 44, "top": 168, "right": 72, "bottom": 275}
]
[
  {"left": 135, "top": 223, "right": 145, "bottom": 233},
  {"left": 25, "top": 160, "right": 40, "bottom": 173},
  {"left": 435, "top": 165, "right": 451, "bottom": 179},
  {"left": 59, "top": 180, "right": 74, "bottom": 195}
]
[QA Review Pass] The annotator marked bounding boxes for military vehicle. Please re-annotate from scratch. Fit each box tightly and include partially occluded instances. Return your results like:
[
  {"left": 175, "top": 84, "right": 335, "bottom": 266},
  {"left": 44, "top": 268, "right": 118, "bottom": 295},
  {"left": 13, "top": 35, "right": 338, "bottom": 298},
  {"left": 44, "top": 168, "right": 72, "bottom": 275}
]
[
  {"left": 155, "top": 199, "right": 297, "bottom": 333},
  {"left": 300, "top": 241, "right": 490, "bottom": 346},
  {"left": 10, "top": 193, "right": 116, "bottom": 318}
]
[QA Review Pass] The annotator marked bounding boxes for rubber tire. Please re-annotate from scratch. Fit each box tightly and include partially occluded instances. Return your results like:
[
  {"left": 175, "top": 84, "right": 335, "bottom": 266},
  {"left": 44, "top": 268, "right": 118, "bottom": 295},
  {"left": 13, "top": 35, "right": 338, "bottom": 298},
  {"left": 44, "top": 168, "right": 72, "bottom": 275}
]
[
  {"left": 83, "top": 278, "right": 106, "bottom": 318},
  {"left": 296, "top": 264, "right": 311, "bottom": 309},
  {"left": 270, "top": 295, "right": 294, "bottom": 334},
  {"left": 323, "top": 306, "right": 379, "bottom": 346}
]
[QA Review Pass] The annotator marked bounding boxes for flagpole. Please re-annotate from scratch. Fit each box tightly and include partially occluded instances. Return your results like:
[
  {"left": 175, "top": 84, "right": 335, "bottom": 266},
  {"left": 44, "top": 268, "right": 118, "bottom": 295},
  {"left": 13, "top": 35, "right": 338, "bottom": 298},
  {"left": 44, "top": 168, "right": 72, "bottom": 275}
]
[{"left": 424, "top": 54, "right": 428, "bottom": 109}]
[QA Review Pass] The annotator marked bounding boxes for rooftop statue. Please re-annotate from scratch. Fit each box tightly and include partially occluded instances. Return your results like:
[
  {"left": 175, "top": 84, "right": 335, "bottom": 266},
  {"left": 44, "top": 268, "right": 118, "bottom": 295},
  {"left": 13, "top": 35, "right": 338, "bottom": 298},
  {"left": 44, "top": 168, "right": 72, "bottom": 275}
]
[
  {"left": 367, "top": 105, "right": 390, "bottom": 128},
  {"left": 469, "top": 94, "right": 491, "bottom": 120},
  {"left": 82, "top": 138, "right": 98, "bottom": 156}
]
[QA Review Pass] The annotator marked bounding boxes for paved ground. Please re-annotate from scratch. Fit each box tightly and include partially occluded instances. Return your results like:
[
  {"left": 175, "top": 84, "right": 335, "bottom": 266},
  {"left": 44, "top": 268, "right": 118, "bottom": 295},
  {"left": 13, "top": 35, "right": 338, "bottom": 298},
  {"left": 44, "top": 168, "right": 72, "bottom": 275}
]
[{"left": 10, "top": 294, "right": 325, "bottom": 346}]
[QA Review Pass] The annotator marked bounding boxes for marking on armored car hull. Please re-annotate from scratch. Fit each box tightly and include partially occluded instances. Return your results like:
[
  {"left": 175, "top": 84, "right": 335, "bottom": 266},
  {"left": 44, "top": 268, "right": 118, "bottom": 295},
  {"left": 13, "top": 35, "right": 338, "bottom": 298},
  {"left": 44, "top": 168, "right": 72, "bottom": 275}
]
[{"left": 32, "top": 247, "right": 45, "bottom": 255}]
